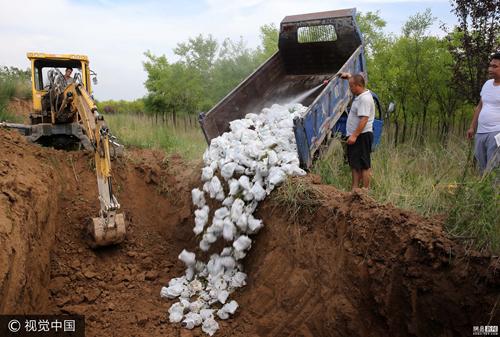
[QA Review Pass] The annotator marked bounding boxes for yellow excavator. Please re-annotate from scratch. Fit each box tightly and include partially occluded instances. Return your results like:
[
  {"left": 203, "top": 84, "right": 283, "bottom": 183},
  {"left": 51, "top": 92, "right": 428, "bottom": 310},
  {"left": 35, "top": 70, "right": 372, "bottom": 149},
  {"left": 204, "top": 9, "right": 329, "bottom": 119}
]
[{"left": 1, "top": 52, "right": 126, "bottom": 246}]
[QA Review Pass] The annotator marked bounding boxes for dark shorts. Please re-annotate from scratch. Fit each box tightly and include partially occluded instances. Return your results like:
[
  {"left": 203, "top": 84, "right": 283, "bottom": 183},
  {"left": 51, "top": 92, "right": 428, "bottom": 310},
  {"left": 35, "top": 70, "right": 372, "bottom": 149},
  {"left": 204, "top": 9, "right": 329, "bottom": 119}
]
[{"left": 347, "top": 132, "right": 373, "bottom": 170}]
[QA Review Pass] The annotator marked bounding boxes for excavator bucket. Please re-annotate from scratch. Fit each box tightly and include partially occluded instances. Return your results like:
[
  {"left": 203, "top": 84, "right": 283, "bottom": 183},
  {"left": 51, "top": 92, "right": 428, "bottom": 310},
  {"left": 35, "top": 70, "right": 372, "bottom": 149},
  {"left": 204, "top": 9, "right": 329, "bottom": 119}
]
[{"left": 90, "top": 212, "right": 126, "bottom": 247}]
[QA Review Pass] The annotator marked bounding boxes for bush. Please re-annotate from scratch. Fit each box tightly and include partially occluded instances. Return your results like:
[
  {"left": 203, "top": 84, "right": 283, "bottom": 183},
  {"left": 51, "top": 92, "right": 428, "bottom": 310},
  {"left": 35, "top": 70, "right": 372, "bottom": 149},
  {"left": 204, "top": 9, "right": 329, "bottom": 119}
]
[{"left": 0, "top": 66, "right": 31, "bottom": 121}]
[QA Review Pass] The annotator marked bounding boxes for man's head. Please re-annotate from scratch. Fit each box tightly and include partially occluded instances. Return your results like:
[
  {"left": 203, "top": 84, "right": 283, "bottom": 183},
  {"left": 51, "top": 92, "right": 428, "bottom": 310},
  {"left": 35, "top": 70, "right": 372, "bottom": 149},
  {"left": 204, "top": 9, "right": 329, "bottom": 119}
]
[
  {"left": 348, "top": 73, "right": 366, "bottom": 95},
  {"left": 489, "top": 52, "right": 500, "bottom": 81},
  {"left": 65, "top": 68, "right": 73, "bottom": 77}
]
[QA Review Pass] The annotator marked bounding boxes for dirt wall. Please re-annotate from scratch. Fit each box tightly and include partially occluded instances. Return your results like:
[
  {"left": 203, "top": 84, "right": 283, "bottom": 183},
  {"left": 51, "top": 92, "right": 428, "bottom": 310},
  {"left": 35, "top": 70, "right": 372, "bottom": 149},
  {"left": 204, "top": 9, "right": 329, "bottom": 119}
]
[{"left": 0, "top": 131, "right": 60, "bottom": 313}]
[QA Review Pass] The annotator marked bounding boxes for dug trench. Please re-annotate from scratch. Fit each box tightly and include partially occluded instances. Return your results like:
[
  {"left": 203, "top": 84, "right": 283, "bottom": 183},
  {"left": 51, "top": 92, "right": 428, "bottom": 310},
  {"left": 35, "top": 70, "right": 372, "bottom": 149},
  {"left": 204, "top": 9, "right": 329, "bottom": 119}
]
[{"left": 0, "top": 129, "right": 498, "bottom": 337}]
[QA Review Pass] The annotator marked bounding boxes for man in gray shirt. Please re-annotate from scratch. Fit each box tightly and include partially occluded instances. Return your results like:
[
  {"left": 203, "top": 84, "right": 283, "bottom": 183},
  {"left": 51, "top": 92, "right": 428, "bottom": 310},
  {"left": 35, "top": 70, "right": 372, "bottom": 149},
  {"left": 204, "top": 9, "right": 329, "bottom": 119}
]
[{"left": 340, "top": 72, "right": 375, "bottom": 190}]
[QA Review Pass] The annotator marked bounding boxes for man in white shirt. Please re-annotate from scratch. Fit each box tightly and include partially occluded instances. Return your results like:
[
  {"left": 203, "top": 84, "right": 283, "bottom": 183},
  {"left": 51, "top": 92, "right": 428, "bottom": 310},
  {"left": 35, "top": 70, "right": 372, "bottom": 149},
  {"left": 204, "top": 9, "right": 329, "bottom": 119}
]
[
  {"left": 467, "top": 52, "right": 500, "bottom": 173},
  {"left": 64, "top": 67, "right": 74, "bottom": 85},
  {"left": 340, "top": 72, "right": 376, "bottom": 190}
]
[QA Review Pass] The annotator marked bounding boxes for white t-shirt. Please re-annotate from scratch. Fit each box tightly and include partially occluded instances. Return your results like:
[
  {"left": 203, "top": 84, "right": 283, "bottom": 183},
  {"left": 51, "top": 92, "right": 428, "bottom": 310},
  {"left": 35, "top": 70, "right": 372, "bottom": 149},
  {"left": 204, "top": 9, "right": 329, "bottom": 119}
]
[
  {"left": 346, "top": 90, "right": 375, "bottom": 136},
  {"left": 478, "top": 79, "right": 500, "bottom": 133}
]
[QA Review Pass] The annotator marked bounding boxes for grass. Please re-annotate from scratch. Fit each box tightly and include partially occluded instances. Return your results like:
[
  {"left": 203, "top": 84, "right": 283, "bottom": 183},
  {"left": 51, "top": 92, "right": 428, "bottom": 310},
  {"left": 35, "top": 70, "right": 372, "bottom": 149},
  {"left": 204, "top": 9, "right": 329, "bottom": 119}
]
[
  {"left": 271, "top": 178, "right": 322, "bottom": 224},
  {"left": 0, "top": 74, "right": 30, "bottom": 123},
  {"left": 313, "top": 133, "right": 500, "bottom": 254},
  {"left": 446, "top": 170, "right": 500, "bottom": 253},
  {"left": 104, "top": 113, "right": 206, "bottom": 161}
]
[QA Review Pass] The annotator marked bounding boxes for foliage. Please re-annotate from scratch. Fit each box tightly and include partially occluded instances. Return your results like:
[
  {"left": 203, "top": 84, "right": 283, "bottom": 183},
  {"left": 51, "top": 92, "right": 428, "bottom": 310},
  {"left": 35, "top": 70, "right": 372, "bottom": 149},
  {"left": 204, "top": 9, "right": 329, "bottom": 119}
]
[
  {"left": 446, "top": 169, "right": 500, "bottom": 253},
  {"left": 258, "top": 23, "right": 279, "bottom": 61},
  {"left": 445, "top": 0, "right": 500, "bottom": 103},
  {"left": 271, "top": 178, "right": 322, "bottom": 223},
  {"left": 0, "top": 66, "right": 31, "bottom": 121},
  {"left": 313, "top": 134, "right": 469, "bottom": 215},
  {"left": 356, "top": 11, "right": 387, "bottom": 55},
  {"left": 143, "top": 51, "right": 204, "bottom": 122},
  {"left": 142, "top": 24, "right": 279, "bottom": 122},
  {"left": 366, "top": 9, "right": 465, "bottom": 145},
  {"left": 96, "top": 98, "right": 145, "bottom": 114}
]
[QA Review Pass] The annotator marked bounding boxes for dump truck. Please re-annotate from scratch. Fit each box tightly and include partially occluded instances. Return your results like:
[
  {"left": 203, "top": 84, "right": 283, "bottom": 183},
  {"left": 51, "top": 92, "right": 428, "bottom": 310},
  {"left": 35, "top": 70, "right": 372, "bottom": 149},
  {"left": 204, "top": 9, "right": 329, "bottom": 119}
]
[
  {"left": 199, "top": 8, "right": 386, "bottom": 169},
  {"left": 1, "top": 53, "right": 126, "bottom": 246}
]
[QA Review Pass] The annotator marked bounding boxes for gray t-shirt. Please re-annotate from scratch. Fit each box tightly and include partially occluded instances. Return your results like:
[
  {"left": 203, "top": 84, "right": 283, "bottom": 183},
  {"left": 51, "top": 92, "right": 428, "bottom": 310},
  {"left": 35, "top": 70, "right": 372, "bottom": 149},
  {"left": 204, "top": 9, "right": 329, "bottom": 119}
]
[{"left": 346, "top": 90, "right": 375, "bottom": 136}]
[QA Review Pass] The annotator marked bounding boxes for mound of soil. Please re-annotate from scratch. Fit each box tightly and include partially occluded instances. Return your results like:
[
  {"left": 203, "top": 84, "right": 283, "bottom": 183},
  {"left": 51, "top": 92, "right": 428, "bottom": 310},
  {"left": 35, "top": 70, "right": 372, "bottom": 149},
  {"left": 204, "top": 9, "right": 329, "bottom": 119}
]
[
  {"left": 0, "top": 129, "right": 498, "bottom": 337},
  {"left": 233, "top": 179, "right": 499, "bottom": 336}
]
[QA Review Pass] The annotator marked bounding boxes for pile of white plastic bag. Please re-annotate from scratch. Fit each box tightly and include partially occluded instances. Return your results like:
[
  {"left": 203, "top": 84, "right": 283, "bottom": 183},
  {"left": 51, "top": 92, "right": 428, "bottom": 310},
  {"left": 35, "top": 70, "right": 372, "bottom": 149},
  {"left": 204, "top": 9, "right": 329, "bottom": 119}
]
[{"left": 160, "top": 103, "right": 308, "bottom": 335}]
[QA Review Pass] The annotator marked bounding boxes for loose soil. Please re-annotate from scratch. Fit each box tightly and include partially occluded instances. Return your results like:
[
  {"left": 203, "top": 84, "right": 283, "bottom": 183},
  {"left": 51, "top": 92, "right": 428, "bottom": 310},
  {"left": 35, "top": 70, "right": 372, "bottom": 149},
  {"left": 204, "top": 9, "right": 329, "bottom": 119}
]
[{"left": 0, "top": 129, "right": 498, "bottom": 337}]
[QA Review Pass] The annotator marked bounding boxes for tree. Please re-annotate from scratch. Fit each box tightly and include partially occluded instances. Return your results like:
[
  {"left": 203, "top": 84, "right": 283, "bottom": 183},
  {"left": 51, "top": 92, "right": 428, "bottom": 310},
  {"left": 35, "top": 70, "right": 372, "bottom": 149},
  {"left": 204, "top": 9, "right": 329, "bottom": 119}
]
[
  {"left": 402, "top": 9, "right": 438, "bottom": 142},
  {"left": 356, "top": 11, "right": 387, "bottom": 55},
  {"left": 174, "top": 34, "right": 218, "bottom": 78},
  {"left": 367, "top": 9, "right": 462, "bottom": 145},
  {"left": 143, "top": 51, "right": 203, "bottom": 124},
  {"left": 258, "top": 23, "right": 279, "bottom": 61},
  {"left": 210, "top": 37, "right": 262, "bottom": 105},
  {"left": 446, "top": 0, "right": 500, "bottom": 103}
]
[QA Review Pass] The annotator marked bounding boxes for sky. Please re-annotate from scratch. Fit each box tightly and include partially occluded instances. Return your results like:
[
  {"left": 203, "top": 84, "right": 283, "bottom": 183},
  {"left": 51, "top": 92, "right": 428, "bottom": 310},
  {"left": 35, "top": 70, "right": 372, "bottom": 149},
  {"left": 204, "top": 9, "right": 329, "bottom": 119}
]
[{"left": 0, "top": 0, "right": 457, "bottom": 101}]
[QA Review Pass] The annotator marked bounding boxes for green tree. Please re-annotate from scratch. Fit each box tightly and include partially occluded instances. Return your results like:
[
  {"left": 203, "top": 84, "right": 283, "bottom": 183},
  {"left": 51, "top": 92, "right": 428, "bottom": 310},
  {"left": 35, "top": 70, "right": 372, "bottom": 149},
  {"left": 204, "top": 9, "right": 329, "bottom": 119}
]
[
  {"left": 446, "top": 0, "right": 500, "bottom": 103},
  {"left": 174, "top": 34, "right": 218, "bottom": 79},
  {"left": 143, "top": 51, "right": 203, "bottom": 124},
  {"left": 258, "top": 23, "right": 279, "bottom": 61},
  {"left": 210, "top": 37, "right": 262, "bottom": 105},
  {"left": 402, "top": 9, "right": 438, "bottom": 141},
  {"left": 356, "top": 11, "right": 387, "bottom": 55}
]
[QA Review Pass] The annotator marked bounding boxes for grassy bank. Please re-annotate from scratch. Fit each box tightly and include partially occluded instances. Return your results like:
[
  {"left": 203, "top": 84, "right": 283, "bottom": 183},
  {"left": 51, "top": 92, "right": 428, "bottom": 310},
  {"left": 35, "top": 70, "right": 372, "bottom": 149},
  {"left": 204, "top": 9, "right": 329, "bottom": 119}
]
[{"left": 313, "top": 134, "right": 499, "bottom": 253}]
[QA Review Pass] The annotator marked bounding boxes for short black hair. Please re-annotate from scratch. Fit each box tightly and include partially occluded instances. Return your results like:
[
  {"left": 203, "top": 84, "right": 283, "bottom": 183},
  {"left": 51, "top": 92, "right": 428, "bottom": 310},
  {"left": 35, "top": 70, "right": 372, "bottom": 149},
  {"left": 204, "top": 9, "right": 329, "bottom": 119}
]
[
  {"left": 350, "top": 73, "right": 366, "bottom": 87},
  {"left": 491, "top": 52, "right": 500, "bottom": 61},
  {"left": 65, "top": 67, "right": 73, "bottom": 71}
]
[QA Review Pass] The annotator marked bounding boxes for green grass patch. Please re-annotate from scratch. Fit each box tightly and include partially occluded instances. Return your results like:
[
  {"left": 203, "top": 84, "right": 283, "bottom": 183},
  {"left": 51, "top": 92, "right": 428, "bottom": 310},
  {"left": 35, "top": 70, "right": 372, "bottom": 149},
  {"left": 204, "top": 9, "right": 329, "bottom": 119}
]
[
  {"left": 446, "top": 170, "right": 500, "bottom": 253},
  {"left": 104, "top": 113, "right": 206, "bottom": 161}
]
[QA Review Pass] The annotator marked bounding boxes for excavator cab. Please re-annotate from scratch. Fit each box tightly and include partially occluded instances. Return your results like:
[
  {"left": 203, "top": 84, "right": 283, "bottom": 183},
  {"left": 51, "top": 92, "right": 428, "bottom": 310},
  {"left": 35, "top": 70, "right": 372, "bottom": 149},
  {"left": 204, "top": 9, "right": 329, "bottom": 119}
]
[
  {"left": 28, "top": 52, "right": 94, "bottom": 114},
  {"left": 2, "top": 52, "right": 126, "bottom": 247},
  {"left": 22, "top": 53, "right": 99, "bottom": 149}
]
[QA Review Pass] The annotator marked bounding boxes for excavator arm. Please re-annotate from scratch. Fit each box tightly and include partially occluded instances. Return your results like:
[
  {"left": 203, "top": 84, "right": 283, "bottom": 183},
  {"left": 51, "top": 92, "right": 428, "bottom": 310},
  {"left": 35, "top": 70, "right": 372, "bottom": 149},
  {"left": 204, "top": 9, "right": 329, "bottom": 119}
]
[{"left": 64, "top": 83, "right": 126, "bottom": 246}]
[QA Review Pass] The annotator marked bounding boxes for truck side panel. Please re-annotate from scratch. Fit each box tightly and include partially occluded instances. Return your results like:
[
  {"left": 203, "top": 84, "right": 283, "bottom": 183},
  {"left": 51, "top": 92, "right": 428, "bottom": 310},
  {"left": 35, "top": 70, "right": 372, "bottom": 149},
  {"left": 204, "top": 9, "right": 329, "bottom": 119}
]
[{"left": 294, "top": 46, "right": 365, "bottom": 168}]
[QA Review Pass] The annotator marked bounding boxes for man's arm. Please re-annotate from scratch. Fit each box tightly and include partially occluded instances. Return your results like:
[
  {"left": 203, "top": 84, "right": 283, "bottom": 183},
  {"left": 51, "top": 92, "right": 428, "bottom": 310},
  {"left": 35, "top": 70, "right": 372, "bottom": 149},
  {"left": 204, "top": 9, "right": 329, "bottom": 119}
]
[
  {"left": 347, "top": 117, "right": 369, "bottom": 145},
  {"left": 467, "top": 99, "right": 483, "bottom": 140}
]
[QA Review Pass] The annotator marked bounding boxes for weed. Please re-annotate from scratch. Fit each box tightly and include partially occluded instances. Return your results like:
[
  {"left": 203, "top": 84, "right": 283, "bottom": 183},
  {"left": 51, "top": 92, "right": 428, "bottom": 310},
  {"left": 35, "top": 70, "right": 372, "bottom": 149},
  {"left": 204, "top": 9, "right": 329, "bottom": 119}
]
[
  {"left": 271, "top": 178, "right": 322, "bottom": 224},
  {"left": 446, "top": 169, "right": 500, "bottom": 254}
]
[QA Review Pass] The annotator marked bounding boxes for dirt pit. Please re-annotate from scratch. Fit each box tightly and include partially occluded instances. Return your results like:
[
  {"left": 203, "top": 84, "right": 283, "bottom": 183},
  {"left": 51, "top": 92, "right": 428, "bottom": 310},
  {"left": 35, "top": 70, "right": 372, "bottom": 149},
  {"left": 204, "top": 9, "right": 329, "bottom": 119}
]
[{"left": 0, "top": 128, "right": 498, "bottom": 337}]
